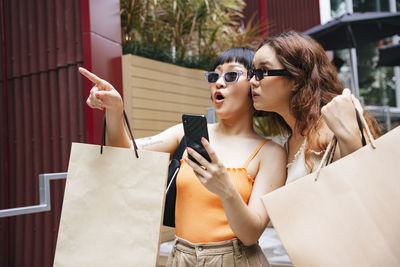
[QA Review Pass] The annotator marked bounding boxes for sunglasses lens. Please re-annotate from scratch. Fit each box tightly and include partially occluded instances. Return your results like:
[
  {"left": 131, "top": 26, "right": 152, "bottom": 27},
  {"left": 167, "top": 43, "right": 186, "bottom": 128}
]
[
  {"left": 255, "top": 69, "right": 264, "bottom": 81},
  {"left": 224, "top": 72, "right": 238, "bottom": 82},
  {"left": 206, "top": 72, "right": 219, "bottom": 83}
]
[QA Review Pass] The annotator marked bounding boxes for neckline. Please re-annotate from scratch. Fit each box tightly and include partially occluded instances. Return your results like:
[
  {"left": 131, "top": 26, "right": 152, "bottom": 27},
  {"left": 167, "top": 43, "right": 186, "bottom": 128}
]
[
  {"left": 180, "top": 160, "right": 255, "bottom": 183},
  {"left": 286, "top": 139, "right": 306, "bottom": 168}
]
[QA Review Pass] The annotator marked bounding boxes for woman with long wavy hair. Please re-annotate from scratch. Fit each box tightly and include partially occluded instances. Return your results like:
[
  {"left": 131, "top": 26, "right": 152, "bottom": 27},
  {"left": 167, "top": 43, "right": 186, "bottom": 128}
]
[{"left": 249, "top": 31, "right": 380, "bottom": 183}]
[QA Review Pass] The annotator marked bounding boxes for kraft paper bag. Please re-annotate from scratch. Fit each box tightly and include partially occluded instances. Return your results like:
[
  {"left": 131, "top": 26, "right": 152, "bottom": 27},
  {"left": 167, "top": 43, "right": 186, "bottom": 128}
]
[
  {"left": 263, "top": 126, "right": 400, "bottom": 267},
  {"left": 54, "top": 143, "right": 169, "bottom": 267}
]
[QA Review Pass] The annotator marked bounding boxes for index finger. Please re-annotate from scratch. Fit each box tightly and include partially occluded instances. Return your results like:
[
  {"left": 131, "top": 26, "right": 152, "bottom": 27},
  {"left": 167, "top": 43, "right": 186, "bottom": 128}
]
[
  {"left": 201, "top": 138, "right": 218, "bottom": 163},
  {"left": 79, "top": 67, "right": 102, "bottom": 85}
]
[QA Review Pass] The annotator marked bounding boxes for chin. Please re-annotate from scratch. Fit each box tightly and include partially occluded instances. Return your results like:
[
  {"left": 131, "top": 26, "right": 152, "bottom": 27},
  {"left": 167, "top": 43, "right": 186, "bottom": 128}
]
[
  {"left": 215, "top": 108, "right": 234, "bottom": 120},
  {"left": 252, "top": 101, "right": 265, "bottom": 112},
  {"left": 214, "top": 109, "right": 226, "bottom": 119}
]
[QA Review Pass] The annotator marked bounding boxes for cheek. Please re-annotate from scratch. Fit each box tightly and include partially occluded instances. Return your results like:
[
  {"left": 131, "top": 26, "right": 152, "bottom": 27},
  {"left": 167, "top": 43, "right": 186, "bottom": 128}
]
[
  {"left": 232, "top": 82, "right": 251, "bottom": 98},
  {"left": 209, "top": 85, "right": 216, "bottom": 96},
  {"left": 259, "top": 79, "right": 291, "bottom": 104},
  {"left": 231, "top": 91, "right": 250, "bottom": 108}
]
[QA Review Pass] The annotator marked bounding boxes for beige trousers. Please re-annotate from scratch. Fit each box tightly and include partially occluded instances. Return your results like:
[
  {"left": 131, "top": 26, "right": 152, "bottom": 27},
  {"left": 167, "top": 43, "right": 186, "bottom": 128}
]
[{"left": 166, "top": 236, "right": 270, "bottom": 267}]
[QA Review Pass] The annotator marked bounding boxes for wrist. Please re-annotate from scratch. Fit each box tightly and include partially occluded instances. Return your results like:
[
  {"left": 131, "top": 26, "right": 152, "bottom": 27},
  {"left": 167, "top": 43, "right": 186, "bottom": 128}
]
[
  {"left": 219, "top": 181, "right": 236, "bottom": 202},
  {"left": 106, "top": 102, "right": 124, "bottom": 116},
  {"left": 335, "top": 125, "right": 362, "bottom": 146}
]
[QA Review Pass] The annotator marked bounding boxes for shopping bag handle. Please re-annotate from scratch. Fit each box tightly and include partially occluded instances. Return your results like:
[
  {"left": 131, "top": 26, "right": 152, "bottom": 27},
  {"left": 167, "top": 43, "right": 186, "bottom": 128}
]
[
  {"left": 355, "top": 109, "right": 367, "bottom": 146},
  {"left": 101, "top": 110, "right": 139, "bottom": 158},
  {"left": 314, "top": 109, "right": 375, "bottom": 181}
]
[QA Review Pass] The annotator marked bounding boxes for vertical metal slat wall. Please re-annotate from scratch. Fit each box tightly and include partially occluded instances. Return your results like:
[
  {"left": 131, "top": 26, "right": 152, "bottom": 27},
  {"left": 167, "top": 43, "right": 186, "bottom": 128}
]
[
  {"left": 265, "top": 0, "right": 321, "bottom": 36},
  {"left": 0, "top": 0, "right": 10, "bottom": 264},
  {"left": 0, "top": 0, "right": 86, "bottom": 266},
  {"left": 244, "top": 0, "right": 321, "bottom": 37}
]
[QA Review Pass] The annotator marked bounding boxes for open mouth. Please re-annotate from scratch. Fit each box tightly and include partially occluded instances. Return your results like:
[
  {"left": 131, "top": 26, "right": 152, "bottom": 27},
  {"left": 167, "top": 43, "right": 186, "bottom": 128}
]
[{"left": 214, "top": 91, "right": 225, "bottom": 103}]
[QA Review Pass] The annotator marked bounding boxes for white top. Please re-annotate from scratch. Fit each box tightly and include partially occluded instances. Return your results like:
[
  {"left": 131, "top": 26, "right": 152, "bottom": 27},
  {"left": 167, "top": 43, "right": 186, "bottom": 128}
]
[{"left": 286, "top": 140, "right": 324, "bottom": 184}]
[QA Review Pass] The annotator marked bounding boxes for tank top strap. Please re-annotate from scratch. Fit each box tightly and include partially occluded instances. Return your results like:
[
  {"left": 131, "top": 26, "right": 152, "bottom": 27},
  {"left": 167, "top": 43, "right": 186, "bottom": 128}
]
[{"left": 243, "top": 139, "right": 268, "bottom": 168}]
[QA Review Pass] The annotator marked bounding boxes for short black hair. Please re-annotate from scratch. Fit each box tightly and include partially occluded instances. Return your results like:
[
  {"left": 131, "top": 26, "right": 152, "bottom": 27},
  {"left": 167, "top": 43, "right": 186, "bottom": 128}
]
[{"left": 212, "top": 47, "right": 255, "bottom": 71}]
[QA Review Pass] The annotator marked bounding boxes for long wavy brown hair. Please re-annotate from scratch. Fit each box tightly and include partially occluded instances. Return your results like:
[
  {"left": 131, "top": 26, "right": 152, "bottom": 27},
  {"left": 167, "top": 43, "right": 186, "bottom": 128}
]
[{"left": 259, "top": 31, "right": 380, "bottom": 171}]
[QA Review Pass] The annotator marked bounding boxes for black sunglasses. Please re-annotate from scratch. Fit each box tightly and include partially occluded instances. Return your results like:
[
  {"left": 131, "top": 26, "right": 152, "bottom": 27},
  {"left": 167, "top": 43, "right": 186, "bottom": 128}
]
[
  {"left": 247, "top": 68, "right": 290, "bottom": 81},
  {"left": 205, "top": 71, "right": 244, "bottom": 84}
]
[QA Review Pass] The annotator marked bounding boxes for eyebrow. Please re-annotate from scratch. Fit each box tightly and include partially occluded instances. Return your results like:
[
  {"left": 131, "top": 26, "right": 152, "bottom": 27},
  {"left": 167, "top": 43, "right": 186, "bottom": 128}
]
[
  {"left": 229, "top": 63, "right": 243, "bottom": 68},
  {"left": 259, "top": 61, "right": 274, "bottom": 67},
  {"left": 216, "top": 63, "right": 244, "bottom": 70}
]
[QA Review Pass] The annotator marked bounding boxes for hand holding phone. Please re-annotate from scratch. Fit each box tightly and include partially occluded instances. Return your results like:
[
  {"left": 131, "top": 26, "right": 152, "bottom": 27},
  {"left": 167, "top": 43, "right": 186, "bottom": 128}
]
[{"left": 182, "top": 114, "right": 211, "bottom": 165}]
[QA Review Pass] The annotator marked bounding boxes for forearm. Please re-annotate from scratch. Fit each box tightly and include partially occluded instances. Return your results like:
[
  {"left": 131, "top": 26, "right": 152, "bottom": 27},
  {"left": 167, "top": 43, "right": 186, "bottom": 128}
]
[
  {"left": 105, "top": 108, "right": 132, "bottom": 148},
  {"left": 334, "top": 120, "right": 362, "bottom": 158},
  {"left": 221, "top": 190, "right": 266, "bottom": 246}
]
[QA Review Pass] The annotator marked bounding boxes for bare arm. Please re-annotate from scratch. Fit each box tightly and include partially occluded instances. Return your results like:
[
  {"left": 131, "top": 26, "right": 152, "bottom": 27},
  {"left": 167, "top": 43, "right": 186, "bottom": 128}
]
[
  {"left": 136, "top": 124, "right": 184, "bottom": 155},
  {"left": 79, "top": 67, "right": 183, "bottom": 154},
  {"left": 186, "top": 139, "right": 287, "bottom": 245},
  {"left": 79, "top": 67, "right": 131, "bottom": 148}
]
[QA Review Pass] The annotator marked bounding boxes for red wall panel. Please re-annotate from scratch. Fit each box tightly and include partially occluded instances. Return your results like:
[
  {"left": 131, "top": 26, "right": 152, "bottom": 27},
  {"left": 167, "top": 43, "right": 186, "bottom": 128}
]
[
  {"left": 81, "top": 0, "right": 123, "bottom": 145},
  {"left": 266, "top": 0, "right": 321, "bottom": 36},
  {"left": 244, "top": 0, "right": 321, "bottom": 38},
  {"left": 0, "top": 0, "right": 86, "bottom": 266},
  {"left": 0, "top": 0, "right": 10, "bottom": 263},
  {"left": 1, "top": 0, "right": 122, "bottom": 265},
  {"left": 243, "top": 0, "right": 261, "bottom": 26}
]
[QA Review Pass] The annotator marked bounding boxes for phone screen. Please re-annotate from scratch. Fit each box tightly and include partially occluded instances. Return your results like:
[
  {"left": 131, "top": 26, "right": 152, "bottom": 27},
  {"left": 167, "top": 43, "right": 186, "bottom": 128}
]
[{"left": 182, "top": 114, "right": 211, "bottom": 165}]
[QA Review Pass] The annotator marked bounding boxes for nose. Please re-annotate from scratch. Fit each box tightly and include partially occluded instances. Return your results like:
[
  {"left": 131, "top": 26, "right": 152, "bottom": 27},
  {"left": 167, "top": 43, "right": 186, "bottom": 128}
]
[
  {"left": 249, "top": 76, "right": 259, "bottom": 88},
  {"left": 215, "top": 75, "right": 226, "bottom": 89}
]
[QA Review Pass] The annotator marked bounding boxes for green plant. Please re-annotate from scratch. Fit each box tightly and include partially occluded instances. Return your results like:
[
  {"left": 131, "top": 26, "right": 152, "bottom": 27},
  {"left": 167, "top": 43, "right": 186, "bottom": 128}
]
[{"left": 120, "top": 0, "right": 263, "bottom": 70}]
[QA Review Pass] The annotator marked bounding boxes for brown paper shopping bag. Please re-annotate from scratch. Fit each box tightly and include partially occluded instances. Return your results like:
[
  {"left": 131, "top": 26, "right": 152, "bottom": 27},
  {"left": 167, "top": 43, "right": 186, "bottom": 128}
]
[
  {"left": 263, "top": 121, "right": 400, "bottom": 266},
  {"left": 54, "top": 114, "right": 169, "bottom": 267}
]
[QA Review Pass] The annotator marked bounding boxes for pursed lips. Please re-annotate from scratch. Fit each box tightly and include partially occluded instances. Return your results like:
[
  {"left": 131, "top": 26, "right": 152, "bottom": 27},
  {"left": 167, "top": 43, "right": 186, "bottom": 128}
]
[{"left": 251, "top": 90, "right": 260, "bottom": 99}]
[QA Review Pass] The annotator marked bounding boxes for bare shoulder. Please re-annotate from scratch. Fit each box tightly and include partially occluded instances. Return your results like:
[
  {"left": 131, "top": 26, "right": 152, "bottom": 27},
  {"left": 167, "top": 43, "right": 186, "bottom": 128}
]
[
  {"left": 258, "top": 137, "right": 286, "bottom": 161},
  {"left": 252, "top": 137, "right": 287, "bottom": 186},
  {"left": 262, "top": 138, "right": 286, "bottom": 153}
]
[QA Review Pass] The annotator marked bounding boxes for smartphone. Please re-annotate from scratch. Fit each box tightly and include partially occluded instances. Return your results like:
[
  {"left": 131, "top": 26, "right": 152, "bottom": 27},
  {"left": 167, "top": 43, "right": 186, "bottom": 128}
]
[{"left": 182, "top": 114, "right": 211, "bottom": 165}]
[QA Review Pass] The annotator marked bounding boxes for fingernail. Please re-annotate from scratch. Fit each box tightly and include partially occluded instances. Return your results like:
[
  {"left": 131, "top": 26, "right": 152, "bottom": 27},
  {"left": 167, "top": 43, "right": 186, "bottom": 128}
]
[
  {"left": 95, "top": 93, "right": 100, "bottom": 97},
  {"left": 201, "top": 137, "right": 206, "bottom": 142}
]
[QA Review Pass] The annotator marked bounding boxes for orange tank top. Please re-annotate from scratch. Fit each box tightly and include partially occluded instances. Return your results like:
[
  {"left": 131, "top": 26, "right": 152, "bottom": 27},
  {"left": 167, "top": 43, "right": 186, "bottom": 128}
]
[{"left": 175, "top": 139, "right": 268, "bottom": 243}]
